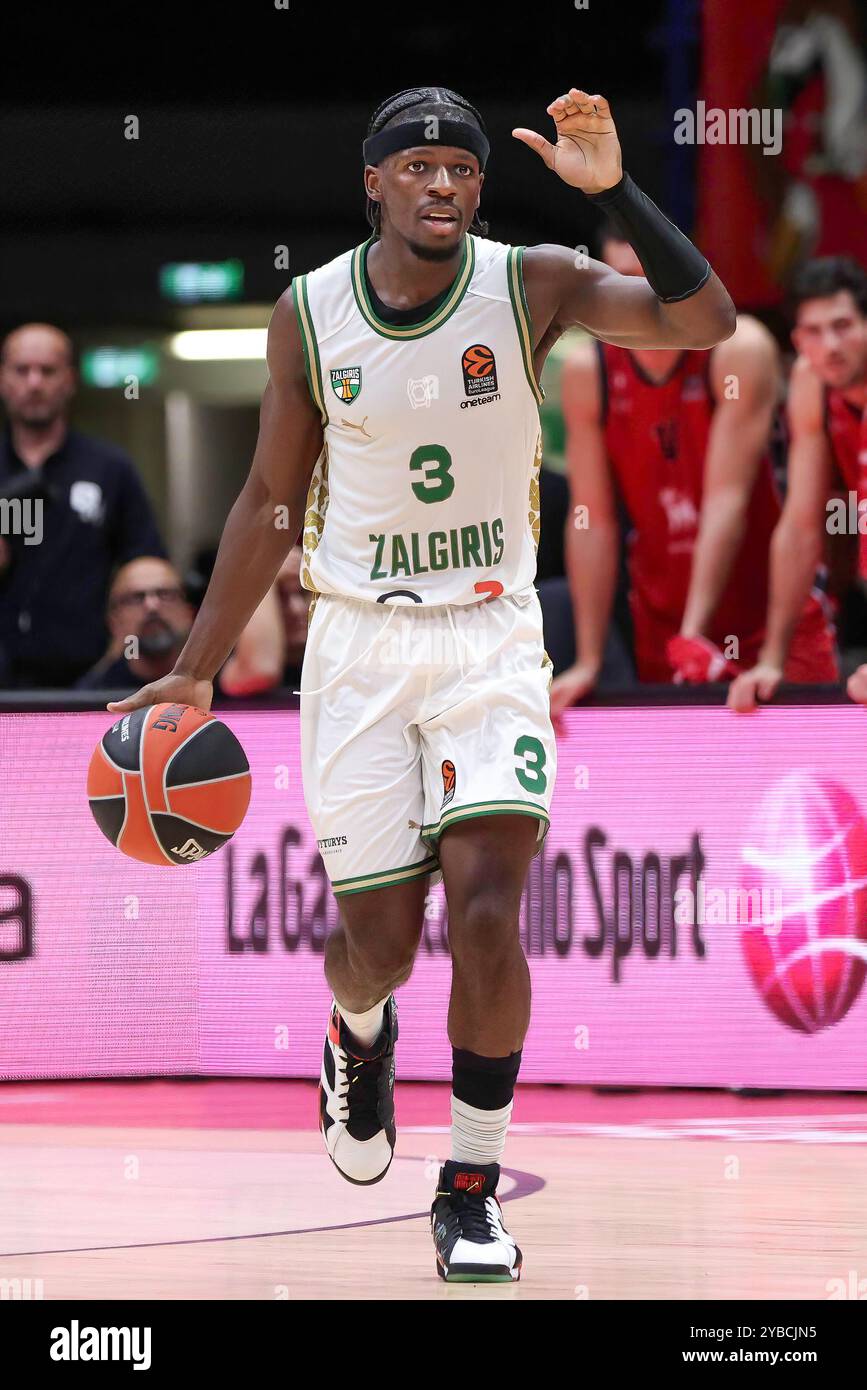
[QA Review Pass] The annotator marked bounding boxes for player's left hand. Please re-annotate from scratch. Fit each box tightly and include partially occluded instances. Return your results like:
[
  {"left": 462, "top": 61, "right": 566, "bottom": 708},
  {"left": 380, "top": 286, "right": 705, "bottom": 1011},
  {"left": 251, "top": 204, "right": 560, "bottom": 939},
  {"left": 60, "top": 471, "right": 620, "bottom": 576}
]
[
  {"left": 512, "top": 88, "right": 622, "bottom": 195},
  {"left": 846, "top": 664, "right": 867, "bottom": 704},
  {"left": 666, "top": 634, "right": 739, "bottom": 685}
]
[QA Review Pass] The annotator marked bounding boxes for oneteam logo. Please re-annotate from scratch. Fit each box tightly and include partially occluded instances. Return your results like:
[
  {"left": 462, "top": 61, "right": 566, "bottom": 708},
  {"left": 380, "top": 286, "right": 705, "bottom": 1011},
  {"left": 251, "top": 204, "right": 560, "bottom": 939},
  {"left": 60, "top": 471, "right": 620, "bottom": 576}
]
[{"left": 50, "top": 1320, "right": 152, "bottom": 1371}]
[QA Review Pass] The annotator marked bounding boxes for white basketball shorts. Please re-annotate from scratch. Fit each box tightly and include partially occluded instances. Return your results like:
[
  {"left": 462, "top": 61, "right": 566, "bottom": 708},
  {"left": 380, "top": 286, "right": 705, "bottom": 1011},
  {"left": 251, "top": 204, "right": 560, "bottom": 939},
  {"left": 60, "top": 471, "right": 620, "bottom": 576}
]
[{"left": 299, "top": 586, "right": 556, "bottom": 897}]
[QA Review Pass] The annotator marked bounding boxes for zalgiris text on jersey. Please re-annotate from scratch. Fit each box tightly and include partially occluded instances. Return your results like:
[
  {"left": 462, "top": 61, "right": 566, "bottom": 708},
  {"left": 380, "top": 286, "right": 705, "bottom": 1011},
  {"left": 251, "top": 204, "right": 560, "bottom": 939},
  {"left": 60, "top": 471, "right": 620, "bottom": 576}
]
[{"left": 369, "top": 518, "right": 504, "bottom": 579}]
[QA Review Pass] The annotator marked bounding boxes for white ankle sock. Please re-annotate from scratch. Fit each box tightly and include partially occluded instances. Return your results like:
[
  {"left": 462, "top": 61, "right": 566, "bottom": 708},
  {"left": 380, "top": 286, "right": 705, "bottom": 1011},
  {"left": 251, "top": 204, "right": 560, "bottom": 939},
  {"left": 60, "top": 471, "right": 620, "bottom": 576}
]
[
  {"left": 451, "top": 1094, "right": 513, "bottom": 1165},
  {"left": 336, "top": 996, "right": 388, "bottom": 1048}
]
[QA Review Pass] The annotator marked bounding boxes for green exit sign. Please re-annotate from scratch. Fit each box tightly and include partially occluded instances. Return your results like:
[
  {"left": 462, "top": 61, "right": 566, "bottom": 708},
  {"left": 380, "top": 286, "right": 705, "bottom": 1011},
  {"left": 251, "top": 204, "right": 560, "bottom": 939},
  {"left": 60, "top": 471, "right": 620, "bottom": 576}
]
[
  {"left": 160, "top": 259, "right": 244, "bottom": 302},
  {"left": 81, "top": 347, "right": 160, "bottom": 388}
]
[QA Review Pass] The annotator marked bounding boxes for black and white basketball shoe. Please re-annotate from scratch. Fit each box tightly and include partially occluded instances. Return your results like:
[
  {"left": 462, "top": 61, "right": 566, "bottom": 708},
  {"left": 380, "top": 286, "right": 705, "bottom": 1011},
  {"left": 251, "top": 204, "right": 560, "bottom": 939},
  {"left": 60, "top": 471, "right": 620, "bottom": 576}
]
[
  {"left": 318, "top": 996, "right": 397, "bottom": 1184},
  {"left": 430, "top": 1160, "right": 522, "bottom": 1282}
]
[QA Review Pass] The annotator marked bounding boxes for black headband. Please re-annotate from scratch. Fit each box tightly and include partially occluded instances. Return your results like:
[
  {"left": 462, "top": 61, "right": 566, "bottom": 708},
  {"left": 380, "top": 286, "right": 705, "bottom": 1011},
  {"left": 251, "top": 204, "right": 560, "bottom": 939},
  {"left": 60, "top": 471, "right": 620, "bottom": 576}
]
[{"left": 363, "top": 117, "right": 489, "bottom": 170}]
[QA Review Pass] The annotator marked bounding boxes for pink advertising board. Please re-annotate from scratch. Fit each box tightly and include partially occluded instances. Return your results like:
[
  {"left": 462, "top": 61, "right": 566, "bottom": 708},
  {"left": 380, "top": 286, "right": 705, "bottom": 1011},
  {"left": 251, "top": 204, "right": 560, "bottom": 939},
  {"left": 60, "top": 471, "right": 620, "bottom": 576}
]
[{"left": 2, "top": 706, "right": 867, "bottom": 1088}]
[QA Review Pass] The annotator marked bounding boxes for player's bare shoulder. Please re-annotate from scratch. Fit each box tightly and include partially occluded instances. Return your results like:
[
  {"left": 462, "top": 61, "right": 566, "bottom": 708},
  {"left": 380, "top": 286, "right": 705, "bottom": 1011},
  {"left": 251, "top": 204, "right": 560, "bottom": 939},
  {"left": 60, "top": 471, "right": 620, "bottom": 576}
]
[
  {"left": 254, "top": 286, "right": 323, "bottom": 494},
  {"left": 267, "top": 286, "right": 308, "bottom": 388},
  {"left": 521, "top": 243, "right": 609, "bottom": 340},
  {"left": 521, "top": 242, "right": 607, "bottom": 287},
  {"left": 266, "top": 286, "right": 322, "bottom": 425}
]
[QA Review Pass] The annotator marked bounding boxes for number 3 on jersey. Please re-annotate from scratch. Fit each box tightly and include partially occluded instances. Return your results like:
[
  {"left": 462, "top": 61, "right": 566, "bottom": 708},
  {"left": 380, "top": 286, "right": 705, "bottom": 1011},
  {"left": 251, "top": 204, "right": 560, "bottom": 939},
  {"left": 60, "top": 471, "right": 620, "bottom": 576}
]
[
  {"left": 410, "top": 444, "right": 454, "bottom": 503},
  {"left": 514, "top": 734, "right": 547, "bottom": 793}
]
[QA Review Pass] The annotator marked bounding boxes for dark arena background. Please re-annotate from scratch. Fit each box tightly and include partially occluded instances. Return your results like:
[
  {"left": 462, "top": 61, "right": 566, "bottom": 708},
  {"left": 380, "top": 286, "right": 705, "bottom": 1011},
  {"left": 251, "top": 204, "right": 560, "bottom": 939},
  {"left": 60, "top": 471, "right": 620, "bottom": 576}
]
[{"left": 2, "top": 0, "right": 867, "bottom": 1351}]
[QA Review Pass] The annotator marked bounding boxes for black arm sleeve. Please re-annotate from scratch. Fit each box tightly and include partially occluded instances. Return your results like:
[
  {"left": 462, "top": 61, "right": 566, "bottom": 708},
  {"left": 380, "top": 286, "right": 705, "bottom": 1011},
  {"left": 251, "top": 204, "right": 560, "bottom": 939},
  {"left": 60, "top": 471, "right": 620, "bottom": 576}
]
[{"left": 587, "top": 172, "right": 712, "bottom": 304}]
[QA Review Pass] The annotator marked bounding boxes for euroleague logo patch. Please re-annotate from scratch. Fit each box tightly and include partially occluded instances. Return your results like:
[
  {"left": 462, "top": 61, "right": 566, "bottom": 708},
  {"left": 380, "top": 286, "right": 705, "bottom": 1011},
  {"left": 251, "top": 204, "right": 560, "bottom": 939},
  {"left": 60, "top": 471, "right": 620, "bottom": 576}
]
[
  {"left": 441, "top": 759, "right": 456, "bottom": 809},
  {"left": 461, "top": 343, "right": 498, "bottom": 400}
]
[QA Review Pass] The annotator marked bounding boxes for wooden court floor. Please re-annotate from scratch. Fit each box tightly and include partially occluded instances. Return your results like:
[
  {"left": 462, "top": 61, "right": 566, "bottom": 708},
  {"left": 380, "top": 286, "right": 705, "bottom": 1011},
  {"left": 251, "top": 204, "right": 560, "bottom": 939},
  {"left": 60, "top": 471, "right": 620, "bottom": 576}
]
[{"left": 1, "top": 1081, "right": 865, "bottom": 1300}]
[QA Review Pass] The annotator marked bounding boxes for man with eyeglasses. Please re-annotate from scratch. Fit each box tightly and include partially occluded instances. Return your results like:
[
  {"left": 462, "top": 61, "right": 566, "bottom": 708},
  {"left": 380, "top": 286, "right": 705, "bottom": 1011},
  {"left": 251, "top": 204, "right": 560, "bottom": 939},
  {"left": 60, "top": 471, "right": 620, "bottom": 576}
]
[
  {"left": 0, "top": 323, "right": 165, "bottom": 687},
  {"left": 75, "top": 557, "right": 193, "bottom": 692}
]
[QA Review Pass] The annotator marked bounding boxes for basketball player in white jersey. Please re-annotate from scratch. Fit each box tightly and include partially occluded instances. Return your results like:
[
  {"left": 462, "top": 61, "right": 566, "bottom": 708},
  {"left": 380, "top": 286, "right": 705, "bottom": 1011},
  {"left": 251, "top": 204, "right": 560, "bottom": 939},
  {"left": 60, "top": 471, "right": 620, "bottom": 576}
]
[{"left": 108, "top": 85, "right": 735, "bottom": 1282}]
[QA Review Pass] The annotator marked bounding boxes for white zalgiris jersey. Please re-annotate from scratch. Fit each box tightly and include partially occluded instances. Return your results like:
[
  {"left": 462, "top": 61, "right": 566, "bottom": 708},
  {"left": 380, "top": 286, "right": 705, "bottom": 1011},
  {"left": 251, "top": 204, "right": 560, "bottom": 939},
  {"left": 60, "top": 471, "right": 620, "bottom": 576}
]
[{"left": 292, "top": 234, "right": 545, "bottom": 606}]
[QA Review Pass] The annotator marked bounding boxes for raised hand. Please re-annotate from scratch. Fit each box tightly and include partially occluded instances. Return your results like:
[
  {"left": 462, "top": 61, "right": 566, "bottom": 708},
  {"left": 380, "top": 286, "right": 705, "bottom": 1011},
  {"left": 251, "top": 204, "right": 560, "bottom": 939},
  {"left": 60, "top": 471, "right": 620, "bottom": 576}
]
[{"left": 512, "top": 88, "right": 622, "bottom": 195}]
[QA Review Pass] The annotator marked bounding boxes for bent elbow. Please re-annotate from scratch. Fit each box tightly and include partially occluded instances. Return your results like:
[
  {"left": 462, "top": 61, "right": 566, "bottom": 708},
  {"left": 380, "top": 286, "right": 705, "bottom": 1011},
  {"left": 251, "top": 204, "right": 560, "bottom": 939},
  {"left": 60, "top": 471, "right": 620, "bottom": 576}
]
[
  {"left": 716, "top": 300, "right": 738, "bottom": 342},
  {"left": 685, "top": 303, "right": 737, "bottom": 350}
]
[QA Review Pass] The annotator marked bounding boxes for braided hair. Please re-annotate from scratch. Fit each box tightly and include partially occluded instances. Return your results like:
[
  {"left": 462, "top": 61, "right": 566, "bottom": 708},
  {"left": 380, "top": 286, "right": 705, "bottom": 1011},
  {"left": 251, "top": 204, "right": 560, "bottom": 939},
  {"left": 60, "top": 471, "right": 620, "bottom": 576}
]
[{"left": 364, "top": 86, "right": 490, "bottom": 238}]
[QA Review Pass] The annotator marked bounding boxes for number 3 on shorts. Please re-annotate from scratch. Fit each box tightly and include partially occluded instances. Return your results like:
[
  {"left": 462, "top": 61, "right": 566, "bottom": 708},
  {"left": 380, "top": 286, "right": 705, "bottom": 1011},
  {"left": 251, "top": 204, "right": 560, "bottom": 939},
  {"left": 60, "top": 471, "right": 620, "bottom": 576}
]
[{"left": 513, "top": 734, "right": 547, "bottom": 793}]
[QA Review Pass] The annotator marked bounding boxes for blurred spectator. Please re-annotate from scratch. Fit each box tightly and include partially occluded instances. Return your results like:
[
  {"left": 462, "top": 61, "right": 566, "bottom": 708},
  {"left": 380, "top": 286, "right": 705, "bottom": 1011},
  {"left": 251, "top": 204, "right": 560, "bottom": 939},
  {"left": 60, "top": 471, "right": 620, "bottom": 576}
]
[
  {"left": 218, "top": 585, "right": 285, "bottom": 697},
  {"left": 538, "top": 324, "right": 635, "bottom": 682},
  {"left": 75, "top": 557, "right": 193, "bottom": 691},
  {"left": 730, "top": 256, "right": 867, "bottom": 709},
  {"left": 184, "top": 545, "right": 218, "bottom": 612},
  {"left": 551, "top": 226, "right": 836, "bottom": 713},
  {"left": 758, "top": 0, "right": 867, "bottom": 282},
  {"left": 219, "top": 545, "right": 310, "bottom": 696},
  {"left": 0, "top": 323, "right": 165, "bottom": 687}
]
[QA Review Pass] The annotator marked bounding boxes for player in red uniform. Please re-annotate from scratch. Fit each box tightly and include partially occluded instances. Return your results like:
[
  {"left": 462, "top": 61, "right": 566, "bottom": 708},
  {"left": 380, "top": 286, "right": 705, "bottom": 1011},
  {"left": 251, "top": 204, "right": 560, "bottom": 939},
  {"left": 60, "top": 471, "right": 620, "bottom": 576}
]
[
  {"left": 551, "top": 228, "right": 834, "bottom": 710},
  {"left": 729, "top": 257, "right": 867, "bottom": 711}
]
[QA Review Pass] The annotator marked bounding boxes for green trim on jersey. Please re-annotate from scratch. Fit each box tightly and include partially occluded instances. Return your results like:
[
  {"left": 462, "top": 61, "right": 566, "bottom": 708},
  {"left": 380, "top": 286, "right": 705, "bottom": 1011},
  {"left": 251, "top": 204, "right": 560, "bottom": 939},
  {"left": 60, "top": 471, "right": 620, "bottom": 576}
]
[
  {"left": 351, "top": 235, "right": 476, "bottom": 340},
  {"left": 421, "top": 799, "right": 550, "bottom": 846},
  {"left": 507, "top": 247, "right": 545, "bottom": 406},
  {"left": 292, "top": 275, "right": 329, "bottom": 425},
  {"left": 331, "top": 853, "right": 439, "bottom": 897}
]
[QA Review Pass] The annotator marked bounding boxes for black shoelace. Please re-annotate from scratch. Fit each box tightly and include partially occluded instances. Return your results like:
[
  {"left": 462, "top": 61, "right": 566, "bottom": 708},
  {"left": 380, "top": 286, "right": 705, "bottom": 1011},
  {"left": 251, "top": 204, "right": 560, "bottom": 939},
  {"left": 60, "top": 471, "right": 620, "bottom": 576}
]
[
  {"left": 340, "top": 1055, "right": 384, "bottom": 1127},
  {"left": 437, "top": 1192, "right": 497, "bottom": 1245}
]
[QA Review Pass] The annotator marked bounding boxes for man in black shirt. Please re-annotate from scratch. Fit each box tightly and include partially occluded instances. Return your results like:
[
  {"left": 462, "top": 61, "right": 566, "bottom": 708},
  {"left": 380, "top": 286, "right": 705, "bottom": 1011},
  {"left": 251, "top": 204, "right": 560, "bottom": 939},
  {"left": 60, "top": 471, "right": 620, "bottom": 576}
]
[{"left": 0, "top": 323, "right": 165, "bottom": 686}]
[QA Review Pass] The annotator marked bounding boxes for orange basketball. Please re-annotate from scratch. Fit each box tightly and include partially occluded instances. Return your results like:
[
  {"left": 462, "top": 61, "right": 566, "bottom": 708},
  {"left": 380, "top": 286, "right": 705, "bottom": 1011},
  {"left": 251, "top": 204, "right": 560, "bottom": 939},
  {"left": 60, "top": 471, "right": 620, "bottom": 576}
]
[{"left": 87, "top": 703, "right": 251, "bottom": 865}]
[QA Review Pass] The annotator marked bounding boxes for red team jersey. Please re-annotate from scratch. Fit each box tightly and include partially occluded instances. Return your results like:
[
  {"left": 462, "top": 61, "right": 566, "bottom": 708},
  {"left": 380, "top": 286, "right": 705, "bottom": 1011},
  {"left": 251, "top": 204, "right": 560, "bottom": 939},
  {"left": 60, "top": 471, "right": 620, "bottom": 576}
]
[
  {"left": 597, "top": 342, "right": 837, "bottom": 683},
  {"left": 825, "top": 386, "right": 867, "bottom": 583}
]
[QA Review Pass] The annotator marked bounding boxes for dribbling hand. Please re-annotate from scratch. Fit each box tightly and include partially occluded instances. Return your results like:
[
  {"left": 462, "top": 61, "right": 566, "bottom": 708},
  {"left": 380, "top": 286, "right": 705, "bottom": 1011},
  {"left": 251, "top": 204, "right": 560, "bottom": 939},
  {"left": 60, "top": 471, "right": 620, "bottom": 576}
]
[{"left": 106, "top": 671, "right": 214, "bottom": 716}]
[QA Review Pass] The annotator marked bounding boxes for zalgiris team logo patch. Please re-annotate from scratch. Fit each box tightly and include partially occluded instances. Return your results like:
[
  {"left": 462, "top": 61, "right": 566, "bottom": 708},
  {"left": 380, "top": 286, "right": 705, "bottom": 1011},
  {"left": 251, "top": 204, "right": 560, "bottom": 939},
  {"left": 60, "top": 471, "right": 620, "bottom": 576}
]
[{"left": 331, "top": 366, "right": 362, "bottom": 403}]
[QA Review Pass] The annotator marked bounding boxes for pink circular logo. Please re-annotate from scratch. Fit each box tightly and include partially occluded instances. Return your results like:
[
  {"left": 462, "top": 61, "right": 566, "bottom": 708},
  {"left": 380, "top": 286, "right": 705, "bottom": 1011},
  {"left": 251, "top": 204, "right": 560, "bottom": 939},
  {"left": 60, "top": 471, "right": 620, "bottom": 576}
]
[{"left": 740, "top": 771, "right": 867, "bottom": 1032}]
